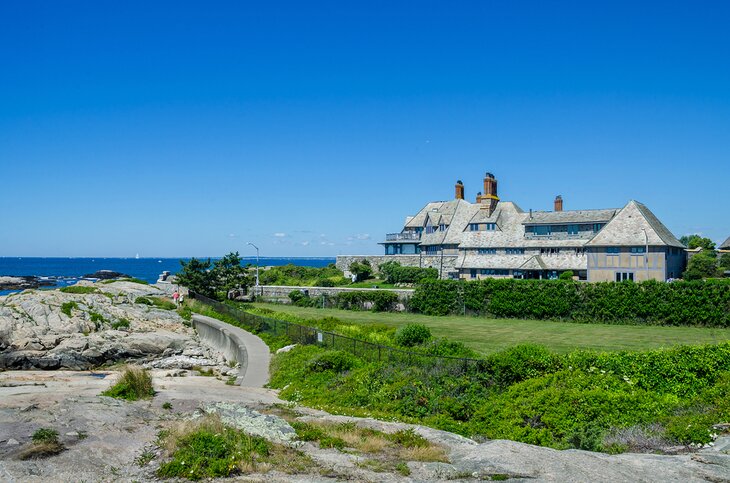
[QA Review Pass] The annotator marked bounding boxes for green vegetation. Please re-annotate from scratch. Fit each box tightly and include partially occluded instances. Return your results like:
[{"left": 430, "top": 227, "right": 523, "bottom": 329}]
[
  {"left": 269, "top": 338, "right": 730, "bottom": 452},
  {"left": 288, "top": 289, "right": 399, "bottom": 311},
  {"left": 250, "top": 302, "right": 730, "bottom": 354},
  {"left": 157, "top": 416, "right": 313, "bottom": 480},
  {"left": 60, "top": 301, "right": 78, "bottom": 317},
  {"left": 394, "top": 324, "right": 432, "bottom": 347},
  {"left": 100, "top": 277, "right": 149, "bottom": 285},
  {"left": 410, "top": 278, "right": 730, "bottom": 326},
  {"left": 88, "top": 311, "right": 107, "bottom": 329},
  {"left": 684, "top": 250, "right": 722, "bottom": 280},
  {"left": 681, "top": 234, "right": 716, "bottom": 250},
  {"left": 101, "top": 366, "right": 155, "bottom": 401},
  {"left": 135, "top": 296, "right": 176, "bottom": 310},
  {"left": 177, "top": 252, "right": 252, "bottom": 300},
  {"left": 259, "top": 263, "right": 349, "bottom": 287},
  {"left": 111, "top": 318, "right": 130, "bottom": 330},
  {"left": 349, "top": 260, "right": 373, "bottom": 282},
  {"left": 162, "top": 402, "right": 173, "bottom": 410},
  {"left": 19, "top": 428, "right": 65, "bottom": 460},
  {"left": 59, "top": 285, "right": 99, "bottom": 294},
  {"left": 379, "top": 261, "right": 438, "bottom": 285}
]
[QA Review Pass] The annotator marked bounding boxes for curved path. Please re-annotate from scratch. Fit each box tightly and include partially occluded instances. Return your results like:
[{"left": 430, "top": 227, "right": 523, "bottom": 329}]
[{"left": 191, "top": 314, "right": 271, "bottom": 387}]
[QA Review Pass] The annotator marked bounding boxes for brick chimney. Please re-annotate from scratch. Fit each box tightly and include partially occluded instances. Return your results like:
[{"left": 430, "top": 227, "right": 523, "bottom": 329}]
[
  {"left": 476, "top": 191, "right": 482, "bottom": 203},
  {"left": 455, "top": 180, "right": 464, "bottom": 200},
  {"left": 554, "top": 195, "right": 563, "bottom": 212},
  {"left": 478, "top": 172, "right": 500, "bottom": 214}
]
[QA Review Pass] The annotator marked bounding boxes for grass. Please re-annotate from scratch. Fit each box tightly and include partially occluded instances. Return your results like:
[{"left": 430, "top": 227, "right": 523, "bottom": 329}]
[
  {"left": 111, "top": 318, "right": 130, "bottom": 330},
  {"left": 101, "top": 366, "right": 155, "bottom": 401},
  {"left": 60, "top": 301, "right": 78, "bottom": 317},
  {"left": 19, "top": 428, "right": 65, "bottom": 460},
  {"left": 252, "top": 303, "right": 730, "bottom": 354},
  {"left": 59, "top": 285, "right": 99, "bottom": 294},
  {"left": 135, "top": 296, "right": 176, "bottom": 310},
  {"left": 157, "top": 415, "right": 314, "bottom": 480},
  {"left": 346, "top": 280, "right": 397, "bottom": 289},
  {"left": 101, "top": 277, "right": 149, "bottom": 285}
]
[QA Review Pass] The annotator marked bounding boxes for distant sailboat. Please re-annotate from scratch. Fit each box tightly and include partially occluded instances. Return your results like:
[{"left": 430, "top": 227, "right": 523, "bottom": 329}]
[{"left": 135, "top": 253, "right": 140, "bottom": 259}]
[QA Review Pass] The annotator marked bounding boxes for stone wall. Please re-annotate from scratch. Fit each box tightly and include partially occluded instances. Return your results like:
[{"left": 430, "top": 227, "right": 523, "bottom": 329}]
[
  {"left": 335, "top": 254, "right": 459, "bottom": 279},
  {"left": 253, "top": 284, "right": 414, "bottom": 302}
]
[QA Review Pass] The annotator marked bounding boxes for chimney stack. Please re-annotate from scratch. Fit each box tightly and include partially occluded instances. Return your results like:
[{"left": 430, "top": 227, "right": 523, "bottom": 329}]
[
  {"left": 483, "top": 172, "right": 498, "bottom": 198},
  {"left": 476, "top": 191, "right": 482, "bottom": 203},
  {"left": 455, "top": 180, "right": 464, "bottom": 200},
  {"left": 554, "top": 195, "right": 563, "bottom": 212}
]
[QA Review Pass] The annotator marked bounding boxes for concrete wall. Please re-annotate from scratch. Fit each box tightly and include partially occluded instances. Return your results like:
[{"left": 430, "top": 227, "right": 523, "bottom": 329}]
[
  {"left": 191, "top": 315, "right": 247, "bottom": 385},
  {"left": 335, "top": 254, "right": 459, "bottom": 279}
]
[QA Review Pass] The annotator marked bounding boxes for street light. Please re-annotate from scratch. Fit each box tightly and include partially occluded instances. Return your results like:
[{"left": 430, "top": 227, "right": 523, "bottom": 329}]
[{"left": 247, "top": 242, "right": 260, "bottom": 294}]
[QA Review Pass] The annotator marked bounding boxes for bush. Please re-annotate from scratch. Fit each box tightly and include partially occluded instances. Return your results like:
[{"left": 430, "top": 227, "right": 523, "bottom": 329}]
[
  {"left": 559, "top": 271, "right": 574, "bottom": 280},
  {"left": 307, "top": 350, "right": 361, "bottom": 373},
  {"left": 410, "top": 278, "right": 730, "bottom": 326},
  {"left": 102, "top": 366, "right": 155, "bottom": 401},
  {"left": 379, "top": 261, "right": 438, "bottom": 284},
  {"left": 394, "top": 324, "right": 432, "bottom": 347},
  {"left": 135, "top": 296, "right": 176, "bottom": 310},
  {"left": 336, "top": 290, "right": 398, "bottom": 312}
]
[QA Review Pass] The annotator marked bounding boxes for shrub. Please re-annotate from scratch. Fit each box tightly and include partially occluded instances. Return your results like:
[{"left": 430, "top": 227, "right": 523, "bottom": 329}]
[
  {"left": 135, "top": 296, "right": 176, "bottom": 310},
  {"left": 337, "top": 291, "right": 398, "bottom": 312},
  {"left": 394, "top": 324, "right": 432, "bottom": 347},
  {"left": 32, "top": 428, "right": 59, "bottom": 444},
  {"left": 410, "top": 278, "right": 730, "bottom": 326},
  {"left": 559, "top": 271, "right": 574, "bottom": 280},
  {"left": 307, "top": 351, "right": 361, "bottom": 373},
  {"left": 20, "top": 428, "right": 65, "bottom": 460},
  {"left": 379, "top": 261, "right": 438, "bottom": 284},
  {"left": 102, "top": 366, "right": 155, "bottom": 401}
]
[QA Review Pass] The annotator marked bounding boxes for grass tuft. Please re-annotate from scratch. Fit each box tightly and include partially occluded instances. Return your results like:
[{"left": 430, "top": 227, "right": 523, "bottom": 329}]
[
  {"left": 19, "top": 428, "right": 65, "bottom": 460},
  {"left": 101, "top": 366, "right": 155, "bottom": 401},
  {"left": 60, "top": 285, "right": 99, "bottom": 294}
]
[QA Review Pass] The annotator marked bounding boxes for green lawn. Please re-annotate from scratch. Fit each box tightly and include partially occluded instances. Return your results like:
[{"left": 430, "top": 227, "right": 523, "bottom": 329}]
[{"left": 252, "top": 303, "right": 730, "bottom": 354}]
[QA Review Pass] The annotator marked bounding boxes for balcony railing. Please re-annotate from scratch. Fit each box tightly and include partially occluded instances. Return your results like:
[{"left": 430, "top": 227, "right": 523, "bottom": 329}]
[{"left": 385, "top": 232, "right": 421, "bottom": 241}]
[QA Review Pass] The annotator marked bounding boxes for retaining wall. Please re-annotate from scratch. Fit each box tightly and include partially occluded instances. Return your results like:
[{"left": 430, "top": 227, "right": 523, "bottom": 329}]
[
  {"left": 253, "top": 284, "right": 414, "bottom": 302},
  {"left": 191, "top": 315, "right": 248, "bottom": 385},
  {"left": 335, "top": 254, "right": 459, "bottom": 279}
]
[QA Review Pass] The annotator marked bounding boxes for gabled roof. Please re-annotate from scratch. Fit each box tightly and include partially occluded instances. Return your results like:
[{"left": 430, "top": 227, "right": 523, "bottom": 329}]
[
  {"left": 720, "top": 237, "right": 730, "bottom": 250},
  {"left": 520, "top": 255, "right": 547, "bottom": 270},
  {"left": 523, "top": 209, "right": 618, "bottom": 225},
  {"left": 585, "top": 201, "right": 684, "bottom": 248}
]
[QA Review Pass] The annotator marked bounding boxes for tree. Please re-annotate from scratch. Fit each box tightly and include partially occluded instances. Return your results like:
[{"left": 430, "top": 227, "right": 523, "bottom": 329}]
[
  {"left": 720, "top": 253, "right": 730, "bottom": 272},
  {"left": 176, "top": 257, "right": 213, "bottom": 297},
  {"left": 212, "top": 251, "right": 252, "bottom": 298},
  {"left": 176, "top": 252, "right": 252, "bottom": 299},
  {"left": 680, "top": 234, "right": 716, "bottom": 250},
  {"left": 683, "top": 251, "right": 720, "bottom": 280},
  {"left": 349, "top": 259, "right": 373, "bottom": 282},
  {"left": 559, "top": 271, "right": 574, "bottom": 281}
]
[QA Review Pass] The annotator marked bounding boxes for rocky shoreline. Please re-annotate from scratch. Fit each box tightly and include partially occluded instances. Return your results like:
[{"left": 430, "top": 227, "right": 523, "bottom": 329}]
[
  {"left": 0, "top": 280, "right": 233, "bottom": 376},
  {"left": 0, "top": 276, "right": 56, "bottom": 291}
]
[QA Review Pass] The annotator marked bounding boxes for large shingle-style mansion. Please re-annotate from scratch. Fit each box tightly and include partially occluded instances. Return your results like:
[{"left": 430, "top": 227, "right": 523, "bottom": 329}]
[{"left": 337, "top": 172, "right": 687, "bottom": 282}]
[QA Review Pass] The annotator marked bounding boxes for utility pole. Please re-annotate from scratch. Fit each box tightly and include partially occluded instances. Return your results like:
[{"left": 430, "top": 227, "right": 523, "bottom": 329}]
[{"left": 641, "top": 228, "right": 649, "bottom": 281}]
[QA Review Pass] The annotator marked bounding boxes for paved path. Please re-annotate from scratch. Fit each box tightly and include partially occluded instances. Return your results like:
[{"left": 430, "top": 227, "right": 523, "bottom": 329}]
[{"left": 192, "top": 314, "right": 271, "bottom": 387}]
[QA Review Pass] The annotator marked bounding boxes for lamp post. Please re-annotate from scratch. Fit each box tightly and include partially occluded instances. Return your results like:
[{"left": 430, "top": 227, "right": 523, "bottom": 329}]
[
  {"left": 247, "top": 242, "right": 260, "bottom": 294},
  {"left": 641, "top": 228, "right": 649, "bottom": 281}
]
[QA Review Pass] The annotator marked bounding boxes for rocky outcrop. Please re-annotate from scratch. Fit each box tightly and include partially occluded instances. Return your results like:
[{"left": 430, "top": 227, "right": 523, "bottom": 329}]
[
  {"left": 81, "top": 270, "right": 130, "bottom": 280},
  {"left": 0, "top": 281, "right": 204, "bottom": 370},
  {"left": 0, "top": 276, "right": 55, "bottom": 291}
]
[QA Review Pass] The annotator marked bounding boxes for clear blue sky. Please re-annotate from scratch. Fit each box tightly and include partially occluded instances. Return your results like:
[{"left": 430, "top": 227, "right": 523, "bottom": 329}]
[{"left": 1, "top": 1, "right": 728, "bottom": 257}]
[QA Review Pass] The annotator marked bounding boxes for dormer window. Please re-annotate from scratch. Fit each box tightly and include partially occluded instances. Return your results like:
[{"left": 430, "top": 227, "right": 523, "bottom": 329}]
[
  {"left": 439, "top": 224, "right": 447, "bottom": 231},
  {"left": 486, "top": 223, "right": 496, "bottom": 231},
  {"left": 469, "top": 223, "right": 479, "bottom": 231}
]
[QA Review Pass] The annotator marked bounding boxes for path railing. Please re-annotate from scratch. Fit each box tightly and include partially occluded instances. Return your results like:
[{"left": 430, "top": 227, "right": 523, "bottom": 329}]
[{"left": 189, "top": 292, "right": 485, "bottom": 374}]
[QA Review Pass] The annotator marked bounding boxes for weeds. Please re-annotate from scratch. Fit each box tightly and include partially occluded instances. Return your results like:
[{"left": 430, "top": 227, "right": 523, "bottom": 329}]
[
  {"left": 60, "top": 286, "right": 98, "bottom": 294},
  {"left": 19, "top": 428, "right": 65, "bottom": 460},
  {"left": 111, "top": 318, "right": 130, "bottom": 330},
  {"left": 60, "top": 301, "right": 78, "bottom": 317},
  {"left": 101, "top": 366, "right": 155, "bottom": 401}
]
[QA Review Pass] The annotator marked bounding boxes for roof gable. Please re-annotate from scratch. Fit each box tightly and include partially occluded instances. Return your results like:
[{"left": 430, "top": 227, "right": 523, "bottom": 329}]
[
  {"left": 720, "top": 237, "right": 730, "bottom": 250},
  {"left": 585, "top": 201, "right": 684, "bottom": 248}
]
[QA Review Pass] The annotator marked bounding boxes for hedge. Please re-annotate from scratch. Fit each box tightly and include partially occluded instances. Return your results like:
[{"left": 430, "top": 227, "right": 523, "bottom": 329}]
[{"left": 409, "top": 279, "right": 730, "bottom": 326}]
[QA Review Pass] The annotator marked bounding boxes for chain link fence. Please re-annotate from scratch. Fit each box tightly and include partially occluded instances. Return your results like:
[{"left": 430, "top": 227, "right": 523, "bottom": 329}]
[{"left": 190, "top": 292, "right": 485, "bottom": 374}]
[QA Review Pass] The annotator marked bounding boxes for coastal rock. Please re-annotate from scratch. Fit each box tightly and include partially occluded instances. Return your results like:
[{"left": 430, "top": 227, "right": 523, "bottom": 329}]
[
  {"left": 81, "top": 270, "right": 130, "bottom": 280},
  {"left": 0, "top": 282, "right": 199, "bottom": 370},
  {"left": 0, "top": 276, "right": 55, "bottom": 291}
]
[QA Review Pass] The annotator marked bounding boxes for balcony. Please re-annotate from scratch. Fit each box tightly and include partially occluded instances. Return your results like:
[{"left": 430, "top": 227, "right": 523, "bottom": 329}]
[{"left": 385, "top": 232, "right": 421, "bottom": 242}]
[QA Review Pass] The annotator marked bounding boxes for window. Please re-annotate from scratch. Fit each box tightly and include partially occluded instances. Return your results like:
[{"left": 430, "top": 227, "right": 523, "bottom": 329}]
[
  {"left": 505, "top": 248, "right": 524, "bottom": 255},
  {"left": 469, "top": 223, "right": 480, "bottom": 231},
  {"left": 425, "top": 226, "right": 435, "bottom": 234},
  {"left": 425, "top": 246, "right": 439, "bottom": 254},
  {"left": 615, "top": 272, "right": 634, "bottom": 282},
  {"left": 470, "top": 269, "right": 477, "bottom": 279},
  {"left": 439, "top": 224, "right": 447, "bottom": 231},
  {"left": 540, "top": 248, "right": 560, "bottom": 255},
  {"left": 534, "top": 225, "right": 551, "bottom": 236},
  {"left": 478, "top": 248, "right": 496, "bottom": 255},
  {"left": 568, "top": 224, "right": 579, "bottom": 235},
  {"left": 606, "top": 247, "right": 620, "bottom": 254},
  {"left": 630, "top": 247, "right": 646, "bottom": 254},
  {"left": 574, "top": 248, "right": 585, "bottom": 255},
  {"left": 593, "top": 223, "right": 605, "bottom": 232},
  {"left": 480, "top": 269, "right": 509, "bottom": 276},
  {"left": 486, "top": 223, "right": 497, "bottom": 231}
]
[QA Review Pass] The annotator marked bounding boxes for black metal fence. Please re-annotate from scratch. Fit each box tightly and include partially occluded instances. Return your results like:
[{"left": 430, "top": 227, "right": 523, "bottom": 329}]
[{"left": 190, "top": 292, "right": 484, "bottom": 374}]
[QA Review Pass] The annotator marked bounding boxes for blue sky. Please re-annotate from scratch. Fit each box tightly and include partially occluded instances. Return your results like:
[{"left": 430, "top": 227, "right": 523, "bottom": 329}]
[{"left": 1, "top": 1, "right": 728, "bottom": 257}]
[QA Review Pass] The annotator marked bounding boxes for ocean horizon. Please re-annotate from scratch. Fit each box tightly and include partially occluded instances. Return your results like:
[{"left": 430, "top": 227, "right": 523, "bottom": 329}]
[{"left": 0, "top": 257, "right": 337, "bottom": 296}]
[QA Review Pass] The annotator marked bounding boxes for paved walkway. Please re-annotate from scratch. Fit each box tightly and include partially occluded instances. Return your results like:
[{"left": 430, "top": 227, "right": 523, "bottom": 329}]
[{"left": 192, "top": 314, "right": 271, "bottom": 387}]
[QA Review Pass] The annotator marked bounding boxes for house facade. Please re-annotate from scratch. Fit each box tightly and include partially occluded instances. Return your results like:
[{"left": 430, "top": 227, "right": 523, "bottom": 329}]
[{"left": 370, "top": 172, "right": 686, "bottom": 282}]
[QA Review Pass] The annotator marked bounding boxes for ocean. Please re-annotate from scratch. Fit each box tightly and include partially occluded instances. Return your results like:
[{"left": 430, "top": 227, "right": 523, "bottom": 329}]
[{"left": 0, "top": 257, "right": 336, "bottom": 296}]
